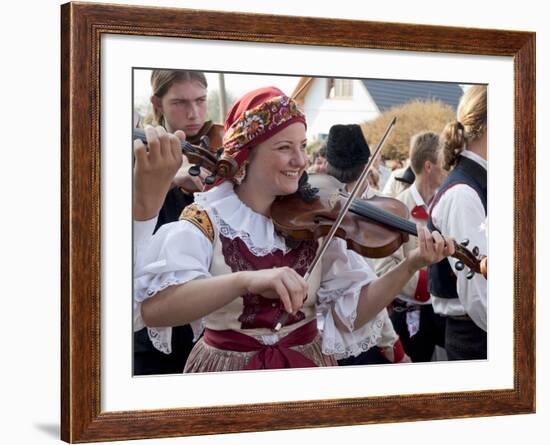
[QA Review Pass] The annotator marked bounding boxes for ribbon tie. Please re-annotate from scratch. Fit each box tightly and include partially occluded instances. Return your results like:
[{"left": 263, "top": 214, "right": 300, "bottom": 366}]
[{"left": 203, "top": 320, "right": 319, "bottom": 370}]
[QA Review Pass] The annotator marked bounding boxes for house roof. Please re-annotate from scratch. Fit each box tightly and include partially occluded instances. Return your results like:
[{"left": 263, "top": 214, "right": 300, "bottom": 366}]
[
  {"left": 291, "top": 77, "right": 314, "bottom": 106},
  {"left": 361, "top": 79, "right": 463, "bottom": 112}
]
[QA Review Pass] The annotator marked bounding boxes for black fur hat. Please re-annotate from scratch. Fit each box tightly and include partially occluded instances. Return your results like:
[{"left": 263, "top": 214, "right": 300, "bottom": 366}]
[{"left": 326, "top": 124, "right": 370, "bottom": 170}]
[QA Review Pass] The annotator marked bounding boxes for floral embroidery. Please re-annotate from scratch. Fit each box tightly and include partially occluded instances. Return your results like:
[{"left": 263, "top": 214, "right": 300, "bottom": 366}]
[
  {"left": 242, "top": 115, "right": 265, "bottom": 139},
  {"left": 179, "top": 203, "right": 215, "bottom": 243},
  {"left": 223, "top": 95, "right": 305, "bottom": 155},
  {"left": 219, "top": 234, "right": 317, "bottom": 329}
]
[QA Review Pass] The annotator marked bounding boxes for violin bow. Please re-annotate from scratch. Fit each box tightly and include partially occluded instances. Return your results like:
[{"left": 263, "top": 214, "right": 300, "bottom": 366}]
[{"left": 273, "top": 116, "right": 397, "bottom": 331}]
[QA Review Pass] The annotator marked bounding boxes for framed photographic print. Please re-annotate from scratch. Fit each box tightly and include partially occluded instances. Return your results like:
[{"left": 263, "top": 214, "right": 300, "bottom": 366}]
[{"left": 61, "top": 1, "right": 535, "bottom": 442}]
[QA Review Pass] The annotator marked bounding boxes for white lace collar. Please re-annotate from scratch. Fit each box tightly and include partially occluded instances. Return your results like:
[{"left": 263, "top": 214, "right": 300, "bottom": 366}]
[{"left": 194, "top": 181, "right": 290, "bottom": 255}]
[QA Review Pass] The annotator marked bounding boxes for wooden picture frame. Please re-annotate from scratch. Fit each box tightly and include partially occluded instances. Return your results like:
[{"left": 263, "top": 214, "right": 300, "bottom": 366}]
[{"left": 61, "top": 1, "right": 535, "bottom": 442}]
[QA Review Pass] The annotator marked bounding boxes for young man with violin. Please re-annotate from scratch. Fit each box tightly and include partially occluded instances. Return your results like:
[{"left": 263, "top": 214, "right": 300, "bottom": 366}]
[
  {"left": 144, "top": 70, "right": 224, "bottom": 230},
  {"left": 324, "top": 123, "right": 411, "bottom": 365},
  {"left": 133, "top": 69, "right": 223, "bottom": 375},
  {"left": 374, "top": 131, "right": 448, "bottom": 362}
]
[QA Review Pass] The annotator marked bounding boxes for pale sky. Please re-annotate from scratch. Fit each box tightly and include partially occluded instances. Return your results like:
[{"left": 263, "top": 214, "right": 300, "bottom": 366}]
[{"left": 133, "top": 69, "right": 303, "bottom": 106}]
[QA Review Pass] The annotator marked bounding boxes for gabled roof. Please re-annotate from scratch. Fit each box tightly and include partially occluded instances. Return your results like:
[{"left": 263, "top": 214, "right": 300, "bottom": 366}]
[
  {"left": 361, "top": 79, "right": 463, "bottom": 112},
  {"left": 291, "top": 77, "right": 314, "bottom": 106}
]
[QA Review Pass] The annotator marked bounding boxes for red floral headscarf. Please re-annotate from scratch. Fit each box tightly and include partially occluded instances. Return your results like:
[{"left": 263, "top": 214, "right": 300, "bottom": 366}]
[{"left": 218, "top": 86, "right": 306, "bottom": 185}]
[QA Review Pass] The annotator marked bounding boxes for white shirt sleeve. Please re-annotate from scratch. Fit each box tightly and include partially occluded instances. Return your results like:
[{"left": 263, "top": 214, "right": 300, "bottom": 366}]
[
  {"left": 316, "top": 239, "right": 384, "bottom": 359},
  {"left": 133, "top": 219, "right": 213, "bottom": 354},
  {"left": 431, "top": 184, "right": 487, "bottom": 331},
  {"left": 133, "top": 216, "right": 158, "bottom": 264}
]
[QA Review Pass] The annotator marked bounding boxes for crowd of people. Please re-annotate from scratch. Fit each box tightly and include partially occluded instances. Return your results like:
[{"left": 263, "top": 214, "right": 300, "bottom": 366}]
[{"left": 132, "top": 69, "right": 487, "bottom": 375}]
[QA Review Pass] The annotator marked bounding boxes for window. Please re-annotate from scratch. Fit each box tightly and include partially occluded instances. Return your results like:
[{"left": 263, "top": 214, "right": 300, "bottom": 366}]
[{"left": 326, "top": 78, "right": 353, "bottom": 99}]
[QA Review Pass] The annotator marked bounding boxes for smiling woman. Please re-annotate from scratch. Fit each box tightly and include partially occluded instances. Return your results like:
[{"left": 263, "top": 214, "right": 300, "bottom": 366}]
[
  {"left": 235, "top": 122, "right": 308, "bottom": 212},
  {"left": 132, "top": 86, "right": 454, "bottom": 373}
]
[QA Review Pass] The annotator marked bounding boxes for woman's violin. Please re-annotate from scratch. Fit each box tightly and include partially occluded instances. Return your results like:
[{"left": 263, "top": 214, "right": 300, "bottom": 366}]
[
  {"left": 133, "top": 127, "right": 238, "bottom": 189},
  {"left": 269, "top": 116, "right": 486, "bottom": 332},
  {"left": 271, "top": 173, "right": 487, "bottom": 280}
]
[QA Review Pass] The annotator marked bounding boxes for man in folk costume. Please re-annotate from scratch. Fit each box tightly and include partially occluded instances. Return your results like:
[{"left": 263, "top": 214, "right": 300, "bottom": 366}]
[
  {"left": 374, "top": 131, "right": 447, "bottom": 362},
  {"left": 325, "top": 124, "right": 410, "bottom": 365}
]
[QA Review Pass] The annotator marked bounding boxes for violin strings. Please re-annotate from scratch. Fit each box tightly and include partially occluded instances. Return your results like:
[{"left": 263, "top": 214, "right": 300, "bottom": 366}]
[
  {"left": 349, "top": 200, "right": 473, "bottom": 263},
  {"left": 339, "top": 191, "right": 417, "bottom": 235},
  {"left": 349, "top": 200, "right": 418, "bottom": 235},
  {"left": 360, "top": 202, "right": 417, "bottom": 234}
]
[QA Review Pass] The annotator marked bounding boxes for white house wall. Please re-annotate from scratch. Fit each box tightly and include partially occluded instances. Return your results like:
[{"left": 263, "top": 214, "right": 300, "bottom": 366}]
[{"left": 300, "top": 78, "right": 380, "bottom": 140}]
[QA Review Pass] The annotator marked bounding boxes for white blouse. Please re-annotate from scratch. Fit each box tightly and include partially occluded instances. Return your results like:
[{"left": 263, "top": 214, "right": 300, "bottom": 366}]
[
  {"left": 133, "top": 181, "right": 382, "bottom": 359},
  {"left": 430, "top": 150, "right": 488, "bottom": 331}
]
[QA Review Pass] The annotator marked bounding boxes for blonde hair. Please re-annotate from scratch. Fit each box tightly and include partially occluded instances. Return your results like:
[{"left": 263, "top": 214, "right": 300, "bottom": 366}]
[
  {"left": 439, "top": 85, "right": 487, "bottom": 170},
  {"left": 142, "top": 70, "right": 208, "bottom": 127},
  {"left": 409, "top": 131, "right": 439, "bottom": 175}
]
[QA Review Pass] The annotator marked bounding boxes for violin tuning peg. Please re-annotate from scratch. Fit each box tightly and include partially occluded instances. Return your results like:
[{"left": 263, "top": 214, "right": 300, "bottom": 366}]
[
  {"left": 460, "top": 239, "right": 470, "bottom": 247},
  {"left": 455, "top": 261, "right": 465, "bottom": 271},
  {"left": 199, "top": 135, "right": 210, "bottom": 149},
  {"left": 188, "top": 165, "right": 201, "bottom": 176},
  {"left": 466, "top": 269, "right": 475, "bottom": 279},
  {"left": 472, "top": 246, "right": 480, "bottom": 257},
  {"left": 204, "top": 175, "right": 216, "bottom": 185},
  {"left": 216, "top": 148, "right": 224, "bottom": 159}
]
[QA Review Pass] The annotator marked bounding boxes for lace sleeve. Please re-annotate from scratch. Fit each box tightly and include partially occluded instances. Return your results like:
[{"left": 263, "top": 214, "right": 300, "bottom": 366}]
[
  {"left": 316, "top": 239, "right": 383, "bottom": 360},
  {"left": 133, "top": 219, "right": 213, "bottom": 354}
]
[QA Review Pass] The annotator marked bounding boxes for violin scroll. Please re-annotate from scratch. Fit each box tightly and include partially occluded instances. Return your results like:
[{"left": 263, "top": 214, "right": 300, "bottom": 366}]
[
  {"left": 480, "top": 256, "right": 487, "bottom": 278},
  {"left": 452, "top": 241, "right": 487, "bottom": 279},
  {"left": 133, "top": 128, "right": 238, "bottom": 188}
]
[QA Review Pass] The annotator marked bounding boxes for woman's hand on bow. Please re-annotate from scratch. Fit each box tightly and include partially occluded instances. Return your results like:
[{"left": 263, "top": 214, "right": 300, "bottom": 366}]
[{"left": 240, "top": 267, "right": 308, "bottom": 315}]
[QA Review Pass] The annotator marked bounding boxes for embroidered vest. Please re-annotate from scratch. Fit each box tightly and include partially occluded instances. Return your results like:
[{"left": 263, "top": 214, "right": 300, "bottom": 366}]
[
  {"left": 219, "top": 235, "right": 318, "bottom": 330},
  {"left": 182, "top": 202, "right": 320, "bottom": 332},
  {"left": 427, "top": 156, "right": 487, "bottom": 299}
]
